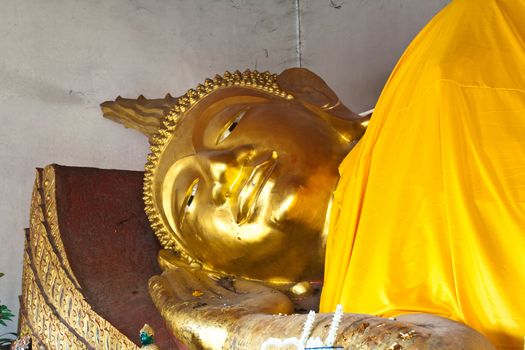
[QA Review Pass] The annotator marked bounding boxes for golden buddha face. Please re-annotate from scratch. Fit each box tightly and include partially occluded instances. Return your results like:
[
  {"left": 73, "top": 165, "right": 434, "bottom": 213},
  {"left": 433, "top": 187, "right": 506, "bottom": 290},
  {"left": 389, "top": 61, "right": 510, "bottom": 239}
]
[{"left": 147, "top": 71, "right": 364, "bottom": 283}]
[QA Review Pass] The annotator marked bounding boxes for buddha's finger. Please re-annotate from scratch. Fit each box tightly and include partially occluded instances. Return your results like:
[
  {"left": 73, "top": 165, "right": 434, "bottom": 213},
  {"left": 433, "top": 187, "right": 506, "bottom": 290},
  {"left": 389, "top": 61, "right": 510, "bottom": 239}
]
[
  {"left": 162, "top": 267, "right": 227, "bottom": 301},
  {"left": 232, "top": 279, "right": 294, "bottom": 314},
  {"left": 197, "top": 273, "right": 241, "bottom": 299},
  {"left": 160, "top": 268, "right": 206, "bottom": 300},
  {"left": 148, "top": 274, "right": 184, "bottom": 312}
]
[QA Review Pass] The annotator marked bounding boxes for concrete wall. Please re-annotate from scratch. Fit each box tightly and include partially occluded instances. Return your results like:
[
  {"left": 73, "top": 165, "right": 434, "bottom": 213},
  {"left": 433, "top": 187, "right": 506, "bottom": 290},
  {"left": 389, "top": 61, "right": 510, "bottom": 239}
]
[{"left": 0, "top": 0, "right": 448, "bottom": 334}]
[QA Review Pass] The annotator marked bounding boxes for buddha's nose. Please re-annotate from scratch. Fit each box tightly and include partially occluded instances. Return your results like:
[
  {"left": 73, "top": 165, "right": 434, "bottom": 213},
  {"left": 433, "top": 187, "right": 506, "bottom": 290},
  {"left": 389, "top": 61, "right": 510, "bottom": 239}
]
[{"left": 198, "top": 145, "right": 255, "bottom": 202}]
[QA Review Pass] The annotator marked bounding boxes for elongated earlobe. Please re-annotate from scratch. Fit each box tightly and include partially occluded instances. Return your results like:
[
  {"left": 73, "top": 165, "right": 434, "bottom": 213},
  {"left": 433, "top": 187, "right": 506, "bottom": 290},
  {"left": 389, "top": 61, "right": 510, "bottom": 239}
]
[
  {"left": 278, "top": 68, "right": 368, "bottom": 142},
  {"left": 277, "top": 68, "right": 339, "bottom": 108}
]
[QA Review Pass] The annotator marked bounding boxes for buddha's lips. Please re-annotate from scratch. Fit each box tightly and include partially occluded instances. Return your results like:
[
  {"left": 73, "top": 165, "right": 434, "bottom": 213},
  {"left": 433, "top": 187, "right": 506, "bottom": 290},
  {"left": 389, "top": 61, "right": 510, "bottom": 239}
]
[{"left": 236, "top": 155, "right": 277, "bottom": 224}]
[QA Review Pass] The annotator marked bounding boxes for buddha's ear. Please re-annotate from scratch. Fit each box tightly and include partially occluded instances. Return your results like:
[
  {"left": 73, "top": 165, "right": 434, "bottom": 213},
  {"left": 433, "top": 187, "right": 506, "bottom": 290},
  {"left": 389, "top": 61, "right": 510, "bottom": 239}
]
[
  {"left": 277, "top": 68, "right": 339, "bottom": 107},
  {"left": 277, "top": 68, "right": 362, "bottom": 121}
]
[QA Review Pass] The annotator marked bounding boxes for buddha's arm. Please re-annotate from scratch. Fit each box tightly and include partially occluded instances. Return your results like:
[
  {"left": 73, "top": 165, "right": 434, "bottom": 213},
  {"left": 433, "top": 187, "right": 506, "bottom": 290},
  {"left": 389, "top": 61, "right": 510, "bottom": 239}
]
[{"left": 149, "top": 267, "right": 495, "bottom": 350}]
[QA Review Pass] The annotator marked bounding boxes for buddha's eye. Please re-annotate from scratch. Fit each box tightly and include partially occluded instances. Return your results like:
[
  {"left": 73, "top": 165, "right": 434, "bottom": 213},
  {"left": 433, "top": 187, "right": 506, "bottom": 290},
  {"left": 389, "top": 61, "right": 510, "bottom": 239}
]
[
  {"left": 217, "top": 108, "right": 249, "bottom": 144},
  {"left": 184, "top": 179, "right": 199, "bottom": 212},
  {"left": 179, "top": 179, "right": 199, "bottom": 228}
]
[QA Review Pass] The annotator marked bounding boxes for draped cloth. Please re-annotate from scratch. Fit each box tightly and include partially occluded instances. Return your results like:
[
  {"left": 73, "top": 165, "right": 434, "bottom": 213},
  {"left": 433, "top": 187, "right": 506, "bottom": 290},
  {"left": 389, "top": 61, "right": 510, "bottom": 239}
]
[{"left": 320, "top": 0, "right": 525, "bottom": 349}]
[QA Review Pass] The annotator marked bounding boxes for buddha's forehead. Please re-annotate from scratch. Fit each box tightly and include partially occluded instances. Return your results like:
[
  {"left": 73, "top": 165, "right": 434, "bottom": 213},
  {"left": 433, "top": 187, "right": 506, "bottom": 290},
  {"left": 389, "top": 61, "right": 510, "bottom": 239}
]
[
  {"left": 154, "top": 87, "right": 287, "bottom": 179},
  {"left": 162, "top": 88, "right": 283, "bottom": 156}
]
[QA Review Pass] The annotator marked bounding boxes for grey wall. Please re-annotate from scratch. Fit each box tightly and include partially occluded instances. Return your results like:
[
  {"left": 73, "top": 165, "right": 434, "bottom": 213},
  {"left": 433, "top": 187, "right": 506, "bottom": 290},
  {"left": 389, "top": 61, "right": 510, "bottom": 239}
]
[
  {"left": 0, "top": 0, "right": 448, "bottom": 334},
  {"left": 301, "top": 0, "right": 451, "bottom": 111}
]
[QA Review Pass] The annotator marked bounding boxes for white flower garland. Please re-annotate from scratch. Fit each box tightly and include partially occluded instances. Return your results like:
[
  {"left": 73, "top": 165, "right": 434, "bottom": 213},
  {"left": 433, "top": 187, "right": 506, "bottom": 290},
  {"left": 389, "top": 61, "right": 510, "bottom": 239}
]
[
  {"left": 325, "top": 304, "right": 343, "bottom": 347},
  {"left": 260, "top": 305, "right": 344, "bottom": 350},
  {"left": 300, "top": 310, "right": 317, "bottom": 344}
]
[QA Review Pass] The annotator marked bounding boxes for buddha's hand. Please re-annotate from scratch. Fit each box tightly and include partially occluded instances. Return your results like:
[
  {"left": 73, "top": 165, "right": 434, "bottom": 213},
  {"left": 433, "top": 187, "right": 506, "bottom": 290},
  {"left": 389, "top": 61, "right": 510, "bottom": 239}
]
[
  {"left": 149, "top": 268, "right": 496, "bottom": 350},
  {"left": 148, "top": 266, "right": 294, "bottom": 349}
]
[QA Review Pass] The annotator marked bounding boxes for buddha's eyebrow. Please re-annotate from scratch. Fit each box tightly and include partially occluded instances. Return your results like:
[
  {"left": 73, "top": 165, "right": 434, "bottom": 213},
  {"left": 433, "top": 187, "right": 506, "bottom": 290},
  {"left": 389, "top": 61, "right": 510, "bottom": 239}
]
[{"left": 192, "top": 95, "right": 271, "bottom": 146}]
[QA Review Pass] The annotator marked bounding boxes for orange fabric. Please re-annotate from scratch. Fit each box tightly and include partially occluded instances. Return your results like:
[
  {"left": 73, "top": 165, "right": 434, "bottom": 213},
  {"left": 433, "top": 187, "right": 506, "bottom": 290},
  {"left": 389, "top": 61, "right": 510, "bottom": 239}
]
[{"left": 320, "top": 0, "right": 525, "bottom": 349}]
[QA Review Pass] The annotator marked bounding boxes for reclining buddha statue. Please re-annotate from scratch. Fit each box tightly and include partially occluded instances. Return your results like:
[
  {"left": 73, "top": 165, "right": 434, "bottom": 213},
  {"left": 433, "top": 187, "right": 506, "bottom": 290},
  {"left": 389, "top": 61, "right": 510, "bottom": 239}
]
[
  {"left": 101, "top": 1, "right": 524, "bottom": 349},
  {"left": 19, "top": 0, "right": 522, "bottom": 349},
  {"left": 100, "top": 62, "right": 495, "bottom": 349}
]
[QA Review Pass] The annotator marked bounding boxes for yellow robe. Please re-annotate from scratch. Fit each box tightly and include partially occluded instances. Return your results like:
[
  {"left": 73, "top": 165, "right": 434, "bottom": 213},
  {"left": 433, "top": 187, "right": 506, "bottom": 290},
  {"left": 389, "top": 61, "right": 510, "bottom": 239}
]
[{"left": 320, "top": 0, "right": 525, "bottom": 349}]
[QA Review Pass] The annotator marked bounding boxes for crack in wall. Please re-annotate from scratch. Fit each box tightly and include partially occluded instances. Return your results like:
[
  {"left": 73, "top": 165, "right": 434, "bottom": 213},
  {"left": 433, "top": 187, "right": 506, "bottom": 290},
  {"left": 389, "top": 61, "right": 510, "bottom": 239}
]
[{"left": 295, "top": 0, "right": 303, "bottom": 67}]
